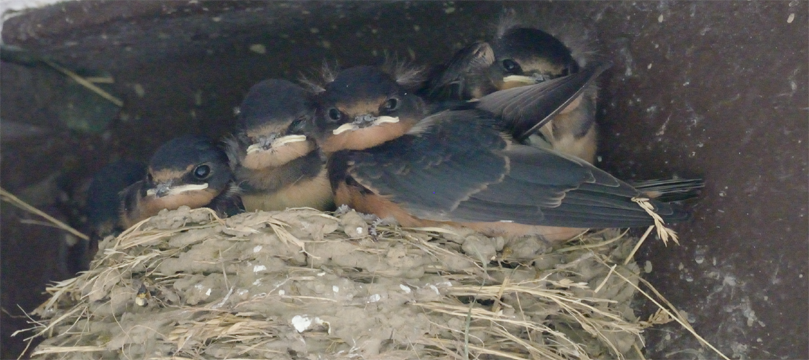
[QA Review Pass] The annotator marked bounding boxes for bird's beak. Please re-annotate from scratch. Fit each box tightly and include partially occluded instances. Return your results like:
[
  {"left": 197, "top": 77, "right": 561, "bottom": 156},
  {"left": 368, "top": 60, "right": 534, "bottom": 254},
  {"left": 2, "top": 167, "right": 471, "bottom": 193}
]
[
  {"left": 502, "top": 73, "right": 552, "bottom": 85},
  {"left": 502, "top": 75, "right": 536, "bottom": 85},
  {"left": 245, "top": 134, "right": 308, "bottom": 154},
  {"left": 332, "top": 115, "right": 399, "bottom": 135},
  {"left": 146, "top": 181, "right": 209, "bottom": 197}
]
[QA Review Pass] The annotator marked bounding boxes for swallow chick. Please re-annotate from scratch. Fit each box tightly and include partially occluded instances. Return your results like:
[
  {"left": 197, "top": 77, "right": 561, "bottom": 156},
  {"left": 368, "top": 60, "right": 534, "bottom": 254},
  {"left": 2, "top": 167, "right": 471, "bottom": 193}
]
[
  {"left": 425, "top": 22, "right": 599, "bottom": 163},
  {"left": 120, "top": 135, "right": 243, "bottom": 228},
  {"left": 84, "top": 160, "right": 146, "bottom": 266},
  {"left": 310, "top": 66, "right": 690, "bottom": 242},
  {"left": 225, "top": 79, "right": 333, "bottom": 211},
  {"left": 310, "top": 65, "right": 427, "bottom": 153}
]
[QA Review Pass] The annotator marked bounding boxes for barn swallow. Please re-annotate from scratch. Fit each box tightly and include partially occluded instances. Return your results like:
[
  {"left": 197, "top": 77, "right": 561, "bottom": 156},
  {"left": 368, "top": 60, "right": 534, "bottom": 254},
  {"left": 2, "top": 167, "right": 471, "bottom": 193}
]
[
  {"left": 309, "top": 66, "right": 690, "bottom": 241},
  {"left": 225, "top": 79, "right": 333, "bottom": 211},
  {"left": 630, "top": 178, "right": 705, "bottom": 203},
  {"left": 84, "top": 160, "right": 146, "bottom": 266},
  {"left": 119, "top": 135, "right": 243, "bottom": 228},
  {"left": 424, "top": 25, "right": 599, "bottom": 163},
  {"left": 310, "top": 66, "right": 427, "bottom": 153}
]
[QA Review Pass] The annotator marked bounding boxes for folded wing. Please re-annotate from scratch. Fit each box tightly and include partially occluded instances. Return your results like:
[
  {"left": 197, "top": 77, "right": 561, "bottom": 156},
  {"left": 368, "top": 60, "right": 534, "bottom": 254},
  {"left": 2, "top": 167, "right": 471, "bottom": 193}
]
[{"left": 347, "top": 110, "right": 688, "bottom": 228}]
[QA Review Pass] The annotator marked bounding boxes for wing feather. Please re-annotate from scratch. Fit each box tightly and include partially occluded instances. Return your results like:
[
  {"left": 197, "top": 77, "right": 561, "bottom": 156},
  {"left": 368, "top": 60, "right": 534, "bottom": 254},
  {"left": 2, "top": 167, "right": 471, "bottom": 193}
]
[{"left": 345, "top": 108, "right": 687, "bottom": 228}]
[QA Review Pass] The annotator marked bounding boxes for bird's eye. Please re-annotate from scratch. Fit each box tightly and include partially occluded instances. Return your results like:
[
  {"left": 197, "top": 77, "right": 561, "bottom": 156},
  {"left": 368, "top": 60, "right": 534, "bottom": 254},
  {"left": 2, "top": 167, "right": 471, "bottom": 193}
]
[
  {"left": 327, "top": 108, "right": 341, "bottom": 122},
  {"left": 501, "top": 59, "right": 522, "bottom": 73},
  {"left": 193, "top": 165, "right": 211, "bottom": 179},
  {"left": 383, "top": 97, "right": 399, "bottom": 112}
]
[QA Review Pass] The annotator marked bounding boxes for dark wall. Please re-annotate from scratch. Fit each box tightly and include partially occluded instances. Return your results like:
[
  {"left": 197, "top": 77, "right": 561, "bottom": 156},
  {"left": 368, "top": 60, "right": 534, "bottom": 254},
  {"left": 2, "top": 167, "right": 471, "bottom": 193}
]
[{"left": 1, "top": 2, "right": 806, "bottom": 359}]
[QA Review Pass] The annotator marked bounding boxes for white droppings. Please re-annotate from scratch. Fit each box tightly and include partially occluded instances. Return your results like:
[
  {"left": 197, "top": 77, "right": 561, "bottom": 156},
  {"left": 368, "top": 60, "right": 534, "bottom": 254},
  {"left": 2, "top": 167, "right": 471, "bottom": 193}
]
[
  {"left": 647, "top": 63, "right": 653, "bottom": 69},
  {"left": 205, "top": 288, "right": 212, "bottom": 296},
  {"left": 252, "top": 279, "right": 261, "bottom": 286},
  {"left": 249, "top": 44, "right": 266, "bottom": 54},
  {"left": 195, "top": 284, "right": 204, "bottom": 289},
  {"left": 253, "top": 265, "right": 267, "bottom": 273},
  {"left": 356, "top": 227, "right": 363, "bottom": 234},
  {"left": 742, "top": 304, "right": 759, "bottom": 327},
  {"left": 658, "top": 14, "right": 664, "bottom": 23},
  {"left": 429, "top": 285, "right": 440, "bottom": 295},
  {"left": 237, "top": 289, "right": 248, "bottom": 296},
  {"left": 315, "top": 317, "right": 331, "bottom": 334},
  {"left": 133, "top": 83, "right": 145, "bottom": 98},
  {"left": 368, "top": 294, "right": 381, "bottom": 303},
  {"left": 332, "top": 285, "right": 339, "bottom": 293},
  {"left": 317, "top": 272, "right": 326, "bottom": 276},
  {"left": 278, "top": 290, "right": 285, "bottom": 296},
  {"left": 788, "top": 13, "right": 795, "bottom": 23},
  {"left": 291, "top": 315, "right": 312, "bottom": 332},
  {"left": 253, "top": 245, "right": 263, "bottom": 253},
  {"left": 400, "top": 284, "right": 411, "bottom": 293}
]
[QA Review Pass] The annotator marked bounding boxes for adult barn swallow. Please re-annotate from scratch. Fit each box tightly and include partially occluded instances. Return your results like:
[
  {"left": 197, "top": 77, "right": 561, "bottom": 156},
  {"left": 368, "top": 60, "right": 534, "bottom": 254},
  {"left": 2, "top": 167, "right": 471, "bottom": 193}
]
[
  {"left": 120, "top": 135, "right": 243, "bottom": 227},
  {"left": 310, "top": 66, "right": 689, "bottom": 241},
  {"left": 425, "top": 25, "right": 599, "bottom": 164},
  {"left": 225, "top": 79, "right": 333, "bottom": 211}
]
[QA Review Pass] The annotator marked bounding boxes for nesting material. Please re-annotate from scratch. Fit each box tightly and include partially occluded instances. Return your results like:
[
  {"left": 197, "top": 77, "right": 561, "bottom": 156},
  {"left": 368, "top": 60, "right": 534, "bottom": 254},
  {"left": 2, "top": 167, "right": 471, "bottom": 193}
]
[{"left": 26, "top": 206, "right": 665, "bottom": 360}]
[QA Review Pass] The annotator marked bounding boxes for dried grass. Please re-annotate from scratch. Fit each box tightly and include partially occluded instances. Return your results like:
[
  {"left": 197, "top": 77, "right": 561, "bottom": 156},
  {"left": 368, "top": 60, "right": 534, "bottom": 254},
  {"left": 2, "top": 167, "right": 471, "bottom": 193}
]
[{"left": 14, "top": 206, "right": 727, "bottom": 360}]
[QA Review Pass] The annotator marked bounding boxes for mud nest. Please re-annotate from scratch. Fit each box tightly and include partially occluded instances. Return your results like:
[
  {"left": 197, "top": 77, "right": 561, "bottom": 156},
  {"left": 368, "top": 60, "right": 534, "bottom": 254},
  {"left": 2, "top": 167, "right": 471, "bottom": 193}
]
[{"left": 26, "top": 206, "right": 666, "bottom": 360}]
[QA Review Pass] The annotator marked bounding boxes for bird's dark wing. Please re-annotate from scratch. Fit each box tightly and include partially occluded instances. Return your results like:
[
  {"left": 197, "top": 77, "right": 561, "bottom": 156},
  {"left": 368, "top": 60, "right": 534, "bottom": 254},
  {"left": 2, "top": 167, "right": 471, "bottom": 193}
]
[
  {"left": 347, "top": 109, "right": 687, "bottom": 228},
  {"left": 426, "top": 41, "right": 495, "bottom": 101},
  {"left": 209, "top": 183, "right": 245, "bottom": 218},
  {"left": 476, "top": 61, "right": 612, "bottom": 141},
  {"left": 83, "top": 160, "right": 145, "bottom": 271},
  {"left": 347, "top": 110, "right": 508, "bottom": 218},
  {"left": 87, "top": 160, "right": 146, "bottom": 233},
  {"left": 630, "top": 177, "right": 705, "bottom": 202}
]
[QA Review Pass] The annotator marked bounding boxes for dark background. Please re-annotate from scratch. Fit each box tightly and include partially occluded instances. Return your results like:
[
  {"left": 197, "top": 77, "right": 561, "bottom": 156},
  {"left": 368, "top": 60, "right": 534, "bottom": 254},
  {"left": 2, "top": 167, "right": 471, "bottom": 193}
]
[{"left": 1, "top": 2, "right": 807, "bottom": 359}]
